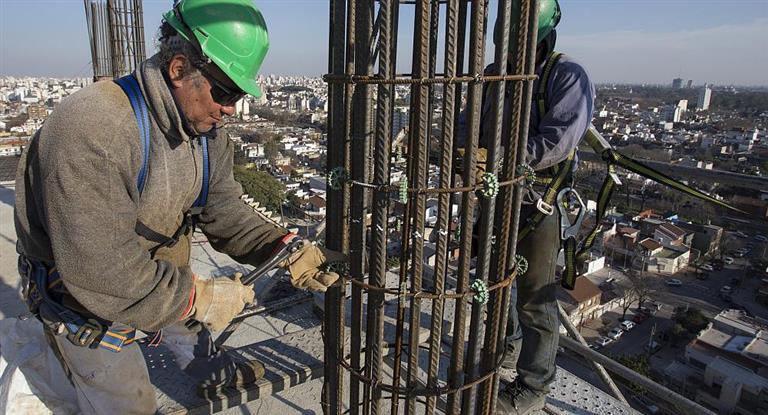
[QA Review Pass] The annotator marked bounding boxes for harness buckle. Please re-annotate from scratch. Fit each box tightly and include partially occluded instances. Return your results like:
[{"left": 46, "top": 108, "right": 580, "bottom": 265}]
[
  {"left": 67, "top": 318, "right": 105, "bottom": 348},
  {"left": 535, "top": 199, "right": 555, "bottom": 216},
  {"left": 556, "top": 187, "right": 586, "bottom": 241}
]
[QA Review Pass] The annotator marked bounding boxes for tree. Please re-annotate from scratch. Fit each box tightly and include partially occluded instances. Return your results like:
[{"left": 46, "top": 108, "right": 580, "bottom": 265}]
[
  {"left": 629, "top": 271, "right": 656, "bottom": 311},
  {"left": 618, "top": 285, "right": 638, "bottom": 320},
  {"left": 264, "top": 140, "right": 280, "bottom": 162},
  {"left": 233, "top": 166, "right": 285, "bottom": 211},
  {"left": 615, "top": 354, "right": 651, "bottom": 394}
]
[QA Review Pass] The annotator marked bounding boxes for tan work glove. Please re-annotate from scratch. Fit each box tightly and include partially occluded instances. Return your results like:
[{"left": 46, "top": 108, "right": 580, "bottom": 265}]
[
  {"left": 281, "top": 241, "right": 345, "bottom": 292},
  {"left": 192, "top": 273, "right": 255, "bottom": 331},
  {"left": 456, "top": 147, "right": 487, "bottom": 183}
]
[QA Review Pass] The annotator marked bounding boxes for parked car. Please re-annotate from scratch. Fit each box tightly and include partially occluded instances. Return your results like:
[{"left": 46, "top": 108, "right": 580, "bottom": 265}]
[
  {"left": 594, "top": 337, "right": 613, "bottom": 348},
  {"left": 607, "top": 327, "right": 624, "bottom": 340},
  {"left": 754, "top": 235, "right": 768, "bottom": 243},
  {"left": 734, "top": 231, "right": 748, "bottom": 239},
  {"left": 632, "top": 313, "right": 648, "bottom": 324},
  {"left": 701, "top": 264, "right": 714, "bottom": 272},
  {"left": 724, "top": 256, "right": 735, "bottom": 265},
  {"left": 720, "top": 285, "right": 733, "bottom": 294},
  {"left": 666, "top": 278, "right": 683, "bottom": 287},
  {"left": 620, "top": 320, "right": 636, "bottom": 331}
]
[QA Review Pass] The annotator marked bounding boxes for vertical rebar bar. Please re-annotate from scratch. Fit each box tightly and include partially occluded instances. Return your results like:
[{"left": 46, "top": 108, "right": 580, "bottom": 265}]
[
  {"left": 367, "top": 0, "right": 396, "bottom": 411},
  {"left": 464, "top": 0, "right": 512, "bottom": 411},
  {"left": 424, "top": 0, "right": 460, "bottom": 413},
  {"left": 403, "top": 0, "right": 432, "bottom": 413},
  {"left": 483, "top": 1, "right": 540, "bottom": 412},
  {"left": 350, "top": 0, "right": 375, "bottom": 414},
  {"left": 446, "top": 1, "right": 487, "bottom": 414},
  {"left": 324, "top": 1, "right": 348, "bottom": 414}
]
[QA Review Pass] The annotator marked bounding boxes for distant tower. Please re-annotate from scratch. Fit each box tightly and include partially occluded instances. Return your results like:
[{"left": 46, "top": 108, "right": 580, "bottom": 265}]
[
  {"left": 686, "top": 80, "right": 693, "bottom": 89},
  {"left": 84, "top": 0, "right": 146, "bottom": 81},
  {"left": 697, "top": 86, "right": 712, "bottom": 111},
  {"left": 672, "top": 78, "right": 683, "bottom": 89}
]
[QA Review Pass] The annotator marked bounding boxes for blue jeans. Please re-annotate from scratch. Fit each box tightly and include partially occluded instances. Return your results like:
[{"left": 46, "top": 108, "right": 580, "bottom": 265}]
[{"left": 507, "top": 206, "right": 560, "bottom": 392}]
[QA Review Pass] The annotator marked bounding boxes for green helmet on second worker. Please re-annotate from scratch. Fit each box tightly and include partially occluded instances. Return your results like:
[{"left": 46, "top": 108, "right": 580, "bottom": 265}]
[
  {"left": 494, "top": 0, "right": 562, "bottom": 47},
  {"left": 163, "top": 0, "right": 269, "bottom": 98}
]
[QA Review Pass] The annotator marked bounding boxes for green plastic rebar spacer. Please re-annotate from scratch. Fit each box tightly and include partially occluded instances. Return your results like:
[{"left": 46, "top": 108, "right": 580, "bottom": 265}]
[
  {"left": 516, "top": 164, "right": 536, "bottom": 187},
  {"left": 480, "top": 173, "right": 499, "bottom": 198},
  {"left": 327, "top": 167, "right": 348, "bottom": 190},
  {"left": 470, "top": 279, "right": 489, "bottom": 305},
  {"left": 399, "top": 179, "right": 408, "bottom": 203},
  {"left": 515, "top": 254, "right": 529, "bottom": 275}
]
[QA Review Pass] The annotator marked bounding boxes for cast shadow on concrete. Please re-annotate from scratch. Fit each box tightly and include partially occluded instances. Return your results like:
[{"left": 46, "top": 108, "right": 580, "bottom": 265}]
[{"left": 0, "top": 184, "right": 14, "bottom": 208}]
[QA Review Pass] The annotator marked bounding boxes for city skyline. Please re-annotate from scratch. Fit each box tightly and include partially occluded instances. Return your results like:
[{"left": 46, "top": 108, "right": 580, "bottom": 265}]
[{"left": 0, "top": 1, "right": 767, "bottom": 86}]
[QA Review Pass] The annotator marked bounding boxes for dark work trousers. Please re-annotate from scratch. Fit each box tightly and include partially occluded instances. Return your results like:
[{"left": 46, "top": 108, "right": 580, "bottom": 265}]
[{"left": 507, "top": 205, "right": 560, "bottom": 392}]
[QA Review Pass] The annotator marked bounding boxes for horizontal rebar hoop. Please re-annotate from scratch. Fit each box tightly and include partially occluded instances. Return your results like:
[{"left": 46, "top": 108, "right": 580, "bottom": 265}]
[
  {"left": 323, "top": 338, "right": 507, "bottom": 399},
  {"left": 345, "top": 174, "right": 528, "bottom": 194},
  {"left": 323, "top": 73, "right": 537, "bottom": 85},
  {"left": 341, "top": 268, "right": 518, "bottom": 299}
]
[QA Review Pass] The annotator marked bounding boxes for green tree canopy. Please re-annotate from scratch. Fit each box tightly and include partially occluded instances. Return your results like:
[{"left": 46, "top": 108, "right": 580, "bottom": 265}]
[{"left": 233, "top": 166, "right": 285, "bottom": 211}]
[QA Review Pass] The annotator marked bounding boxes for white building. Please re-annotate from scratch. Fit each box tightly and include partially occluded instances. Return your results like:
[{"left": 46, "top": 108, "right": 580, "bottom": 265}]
[
  {"left": 698, "top": 86, "right": 712, "bottom": 111},
  {"left": 663, "top": 310, "right": 768, "bottom": 415}
]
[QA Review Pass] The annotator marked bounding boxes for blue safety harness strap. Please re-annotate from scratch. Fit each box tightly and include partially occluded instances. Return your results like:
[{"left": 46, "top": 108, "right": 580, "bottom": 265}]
[{"left": 114, "top": 74, "right": 210, "bottom": 253}]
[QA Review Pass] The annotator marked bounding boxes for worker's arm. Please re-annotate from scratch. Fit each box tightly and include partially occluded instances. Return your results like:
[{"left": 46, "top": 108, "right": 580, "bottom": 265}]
[
  {"left": 194, "top": 130, "right": 289, "bottom": 267},
  {"left": 37, "top": 87, "right": 193, "bottom": 332},
  {"left": 526, "top": 58, "right": 595, "bottom": 171}
]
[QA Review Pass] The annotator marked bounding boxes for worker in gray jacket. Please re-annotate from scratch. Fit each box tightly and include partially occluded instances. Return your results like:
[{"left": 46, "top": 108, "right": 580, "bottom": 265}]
[
  {"left": 459, "top": 1, "right": 595, "bottom": 413},
  {"left": 14, "top": 0, "right": 341, "bottom": 413}
]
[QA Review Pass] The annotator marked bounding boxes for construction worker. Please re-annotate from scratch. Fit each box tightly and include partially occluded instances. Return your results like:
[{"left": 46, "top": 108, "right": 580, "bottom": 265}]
[
  {"left": 463, "top": 1, "right": 595, "bottom": 413},
  {"left": 14, "top": 0, "right": 341, "bottom": 413}
]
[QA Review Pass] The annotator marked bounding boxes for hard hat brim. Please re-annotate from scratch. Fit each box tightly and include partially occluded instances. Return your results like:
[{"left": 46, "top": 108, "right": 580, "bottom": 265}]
[{"left": 163, "top": 10, "right": 263, "bottom": 98}]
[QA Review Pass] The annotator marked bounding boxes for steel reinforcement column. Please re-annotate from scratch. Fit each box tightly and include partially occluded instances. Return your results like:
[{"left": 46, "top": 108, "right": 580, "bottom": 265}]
[{"left": 323, "top": 1, "right": 538, "bottom": 414}]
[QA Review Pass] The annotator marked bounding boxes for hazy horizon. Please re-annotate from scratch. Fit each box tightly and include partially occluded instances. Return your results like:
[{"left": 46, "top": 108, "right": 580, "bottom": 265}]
[{"left": 1, "top": 1, "right": 766, "bottom": 86}]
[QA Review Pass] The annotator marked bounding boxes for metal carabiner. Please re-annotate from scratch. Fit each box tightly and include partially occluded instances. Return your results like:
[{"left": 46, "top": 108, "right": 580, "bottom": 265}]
[{"left": 556, "top": 187, "right": 586, "bottom": 241}]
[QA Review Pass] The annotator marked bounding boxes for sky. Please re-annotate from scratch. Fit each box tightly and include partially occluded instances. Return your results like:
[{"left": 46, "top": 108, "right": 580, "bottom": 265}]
[{"left": 0, "top": 0, "right": 767, "bottom": 85}]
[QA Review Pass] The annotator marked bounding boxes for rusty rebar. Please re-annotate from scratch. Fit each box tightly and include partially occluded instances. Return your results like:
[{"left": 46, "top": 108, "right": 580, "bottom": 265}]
[
  {"left": 365, "top": 0, "right": 396, "bottom": 412},
  {"left": 424, "top": 1, "right": 460, "bottom": 412},
  {"left": 324, "top": 0, "right": 348, "bottom": 413},
  {"left": 351, "top": 0, "right": 374, "bottom": 411},
  {"left": 447, "top": 1, "right": 487, "bottom": 414},
  {"left": 483, "top": 1, "right": 540, "bottom": 412}
]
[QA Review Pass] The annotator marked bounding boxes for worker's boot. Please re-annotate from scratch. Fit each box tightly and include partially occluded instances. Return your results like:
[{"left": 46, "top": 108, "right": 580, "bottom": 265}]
[
  {"left": 196, "top": 357, "right": 266, "bottom": 399},
  {"left": 495, "top": 380, "right": 547, "bottom": 415}
]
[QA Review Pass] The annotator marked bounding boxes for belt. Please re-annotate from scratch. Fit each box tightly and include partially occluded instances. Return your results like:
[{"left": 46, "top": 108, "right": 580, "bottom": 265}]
[{"left": 20, "top": 256, "right": 138, "bottom": 353}]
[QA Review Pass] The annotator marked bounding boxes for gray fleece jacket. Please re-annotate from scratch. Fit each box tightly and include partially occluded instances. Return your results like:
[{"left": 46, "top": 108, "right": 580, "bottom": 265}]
[{"left": 14, "top": 55, "right": 287, "bottom": 332}]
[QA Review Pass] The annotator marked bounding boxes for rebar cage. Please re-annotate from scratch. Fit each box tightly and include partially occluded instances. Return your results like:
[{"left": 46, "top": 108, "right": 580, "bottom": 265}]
[
  {"left": 323, "top": 1, "right": 541, "bottom": 413},
  {"left": 84, "top": 0, "right": 146, "bottom": 81}
]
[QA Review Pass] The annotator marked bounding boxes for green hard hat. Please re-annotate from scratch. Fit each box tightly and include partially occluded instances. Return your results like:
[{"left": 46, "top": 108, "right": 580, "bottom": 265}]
[
  {"left": 494, "top": 0, "right": 562, "bottom": 46},
  {"left": 163, "top": 0, "right": 269, "bottom": 98}
]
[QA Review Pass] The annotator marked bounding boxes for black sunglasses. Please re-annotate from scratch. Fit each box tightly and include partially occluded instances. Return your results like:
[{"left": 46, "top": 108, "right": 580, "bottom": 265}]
[
  {"left": 172, "top": 6, "right": 245, "bottom": 106},
  {"left": 199, "top": 66, "right": 245, "bottom": 106}
]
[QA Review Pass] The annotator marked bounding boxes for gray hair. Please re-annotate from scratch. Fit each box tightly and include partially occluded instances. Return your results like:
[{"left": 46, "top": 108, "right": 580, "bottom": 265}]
[{"left": 156, "top": 21, "right": 209, "bottom": 77}]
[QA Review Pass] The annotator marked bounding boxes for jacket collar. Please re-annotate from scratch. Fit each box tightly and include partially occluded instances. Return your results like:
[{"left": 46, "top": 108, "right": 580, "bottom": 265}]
[{"left": 135, "top": 54, "right": 191, "bottom": 142}]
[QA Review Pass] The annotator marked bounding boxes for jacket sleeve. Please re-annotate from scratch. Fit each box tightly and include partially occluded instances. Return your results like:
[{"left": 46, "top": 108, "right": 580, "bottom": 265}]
[
  {"left": 526, "top": 60, "right": 595, "bottom": 171},
  {"left": 195, "top": 132, "right": 288, "bottom": 266},
  {"left": 39, "top": 96, "right": 193, "bottom": 332}
]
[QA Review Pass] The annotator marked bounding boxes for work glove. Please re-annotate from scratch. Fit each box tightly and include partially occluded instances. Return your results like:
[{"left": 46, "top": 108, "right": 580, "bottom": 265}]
[
  {"left": 456, "top": 147, "right": 488, "bottom": 183},
  {"left": 192, "top": 273, "right": 255, "bottom": 331},
  {"left": 281, "top": 240, "right": 346, "bottom": 292}
]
